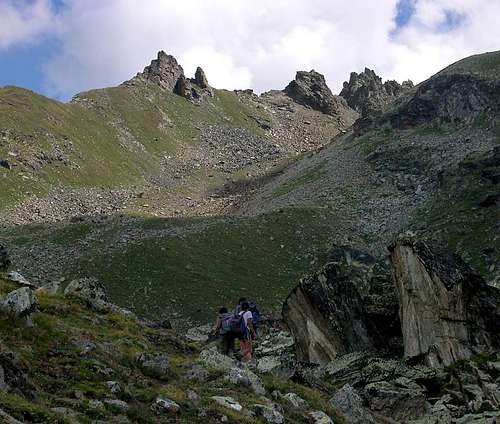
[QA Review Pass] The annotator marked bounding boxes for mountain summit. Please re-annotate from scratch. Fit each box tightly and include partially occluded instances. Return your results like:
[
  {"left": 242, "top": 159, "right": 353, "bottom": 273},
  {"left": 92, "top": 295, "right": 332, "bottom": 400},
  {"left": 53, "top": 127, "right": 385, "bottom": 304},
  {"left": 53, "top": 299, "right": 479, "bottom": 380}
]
[{"left": 124, "top": 50, "right": 213, "bottom": 101}]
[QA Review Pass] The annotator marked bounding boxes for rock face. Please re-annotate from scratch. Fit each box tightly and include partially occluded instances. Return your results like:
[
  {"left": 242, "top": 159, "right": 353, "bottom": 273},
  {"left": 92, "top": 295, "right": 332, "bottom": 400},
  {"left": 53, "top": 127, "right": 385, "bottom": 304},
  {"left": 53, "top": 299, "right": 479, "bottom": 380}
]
[
  {"left": 282, "top": 246, "right": 400, "bottom": 364},
  {"left": 284, "top": 70, "right": 352, "bottom": 116},
  {"left": 390, "top": 236, "right": 500, "bottom": 367},
  {"left": 340, "top": 68, "right": 413, "bottom": 116},
  {"left": 134, "top": 50, "right": 184, "bottom": 92},
  {"left": 0, "top": 244, "right": 10, "bottom": 271},
  {"left": 194, "top": 66, "right": 209, "bottom": 89},
  {"left": 356, "top": 73, "right": 500, "bottom": 134},
  {"left": 126, "top": 51, "right": 213, "bottom": 101}
]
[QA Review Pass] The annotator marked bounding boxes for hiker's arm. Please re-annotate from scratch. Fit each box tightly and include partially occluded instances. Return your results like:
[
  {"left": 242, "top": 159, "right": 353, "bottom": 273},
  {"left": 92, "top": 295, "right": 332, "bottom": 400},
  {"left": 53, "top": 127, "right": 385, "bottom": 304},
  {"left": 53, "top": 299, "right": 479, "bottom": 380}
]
[{"left": 212, "top": 318, "right": 221, "bottom": 335}]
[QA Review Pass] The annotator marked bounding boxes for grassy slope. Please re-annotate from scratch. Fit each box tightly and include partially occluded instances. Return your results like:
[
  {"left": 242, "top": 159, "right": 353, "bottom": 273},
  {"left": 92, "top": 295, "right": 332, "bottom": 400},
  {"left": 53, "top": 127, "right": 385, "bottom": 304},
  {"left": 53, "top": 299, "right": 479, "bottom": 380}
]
[
  {"left": 1, "top": 207, "right": 335, "bottom": 324},
  {"left": 437, "top": 50, "right": 500, "bottom": 80},
  {"left": 0, "top": 84, "right": 271, "bottom": 208},
  {"left": 0, "top": 278, "right": 338, "bottom": 423}
]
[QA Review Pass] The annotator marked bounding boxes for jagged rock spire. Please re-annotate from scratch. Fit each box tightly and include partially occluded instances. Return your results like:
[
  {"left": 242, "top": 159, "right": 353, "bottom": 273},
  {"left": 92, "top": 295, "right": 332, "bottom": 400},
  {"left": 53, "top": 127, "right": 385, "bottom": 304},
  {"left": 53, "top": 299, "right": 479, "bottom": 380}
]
[
  {"left": 136, "top": 50, "right": 185, "bottom": 92},
  {"left": 340, "top": 68, "right": 413, "bottom": 116},
  {"left": 124, "top": 51, "right": 212, "bottom": 102},
  {"left": 194, "top": 67, "right": 209, "bottom": 89}
]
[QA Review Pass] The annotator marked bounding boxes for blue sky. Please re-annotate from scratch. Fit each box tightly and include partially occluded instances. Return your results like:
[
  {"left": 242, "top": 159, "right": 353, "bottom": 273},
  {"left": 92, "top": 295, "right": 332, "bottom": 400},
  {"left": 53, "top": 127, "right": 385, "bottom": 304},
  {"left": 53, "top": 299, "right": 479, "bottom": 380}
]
[{"left": 0, "top": 0, "right": 497, "bottom": 101}]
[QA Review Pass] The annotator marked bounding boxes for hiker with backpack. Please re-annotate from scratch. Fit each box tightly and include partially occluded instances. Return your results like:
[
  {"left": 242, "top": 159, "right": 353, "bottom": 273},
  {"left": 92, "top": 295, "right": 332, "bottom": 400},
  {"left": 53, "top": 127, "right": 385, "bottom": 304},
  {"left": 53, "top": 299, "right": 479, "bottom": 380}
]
[
  {"left": 235, "top": 298, "right": 261, "bottom": 337},
  {"left": 212, "top": 307, "right": 236, "bottom": 355},
  {"left": 238, "top": 301, "right": 256, "bottom": 362}
]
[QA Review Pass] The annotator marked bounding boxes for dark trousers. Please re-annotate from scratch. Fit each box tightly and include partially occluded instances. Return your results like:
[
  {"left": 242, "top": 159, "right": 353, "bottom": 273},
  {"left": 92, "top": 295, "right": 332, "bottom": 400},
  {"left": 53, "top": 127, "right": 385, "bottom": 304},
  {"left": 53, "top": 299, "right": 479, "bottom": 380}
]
[{"left": 220, "top": 332, "right": 236, "bottom": 355}]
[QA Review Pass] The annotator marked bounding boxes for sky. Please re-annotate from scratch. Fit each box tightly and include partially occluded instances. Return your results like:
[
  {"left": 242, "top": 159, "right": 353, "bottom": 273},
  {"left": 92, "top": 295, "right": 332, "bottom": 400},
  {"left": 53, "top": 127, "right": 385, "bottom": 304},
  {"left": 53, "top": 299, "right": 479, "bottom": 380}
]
[{"left": 0, "top": 0, "right": 498, "bottom": 101}]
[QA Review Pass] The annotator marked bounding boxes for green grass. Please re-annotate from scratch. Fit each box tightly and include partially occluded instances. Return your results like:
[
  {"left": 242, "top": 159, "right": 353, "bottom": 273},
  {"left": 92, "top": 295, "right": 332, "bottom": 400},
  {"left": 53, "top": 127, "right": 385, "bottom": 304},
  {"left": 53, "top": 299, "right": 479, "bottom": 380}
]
[
  {"left": 438, "top": 50, "right": 500, "bottom": 80},
  {"left": 1, "top": 208, "right": 335, "bottom": 323},
  {"left": 0, "top": 278, "right": 340, "bottom": 423},
  {"left": 0, "top": 84, "right": 273, "bottom": 209}
]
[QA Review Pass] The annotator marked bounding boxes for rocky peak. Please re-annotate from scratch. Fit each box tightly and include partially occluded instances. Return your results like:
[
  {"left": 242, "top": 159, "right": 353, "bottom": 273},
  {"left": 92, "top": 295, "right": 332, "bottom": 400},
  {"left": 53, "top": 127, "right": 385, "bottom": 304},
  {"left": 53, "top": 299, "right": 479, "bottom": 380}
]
[
  {"left": 194, "top": 67, "right": 209, "bottom": 89},
  {"left": 284, "top": 70, "right": 352, "bottom": 117},
  {"left": 340, "top": 68, "right": 413, "bottom": 116},
  {"left": 124, "top": 51, "right": 212, "bottom": 102},
  {"left": 133, "top": 50, "right": 185, "bottom": 92}
]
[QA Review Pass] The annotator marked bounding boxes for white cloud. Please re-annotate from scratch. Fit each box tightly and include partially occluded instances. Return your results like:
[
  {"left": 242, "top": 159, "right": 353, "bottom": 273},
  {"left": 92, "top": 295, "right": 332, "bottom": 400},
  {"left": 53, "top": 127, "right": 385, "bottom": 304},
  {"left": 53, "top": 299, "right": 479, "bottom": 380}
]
[
  {"left": 3, "top": 0, "right": 500, "bottom": 99},
  {"left": 0, "top": 0, "right": 55, "bottom": 49}
]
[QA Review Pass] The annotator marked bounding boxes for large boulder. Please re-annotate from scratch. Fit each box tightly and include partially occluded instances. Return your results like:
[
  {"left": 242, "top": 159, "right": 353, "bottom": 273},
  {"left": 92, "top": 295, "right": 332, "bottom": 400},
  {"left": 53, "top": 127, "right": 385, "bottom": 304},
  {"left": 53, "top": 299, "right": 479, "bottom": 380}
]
[
  {"left": 0, "top": 245, "right": 10, "bottom": 271},
  {"left": 0, "top": 287, "right": 38, "bottom": 325},
  {"left": 340, "top": 68, "right": 413, "bottom": 116},
  {"left": 282, "top": 246, "right": 400, "bottom": 364},
  {"left": 136, "top": 352, "right": 169, "bottom": 379},
  {"left": 364, "top": 378, "right": 430, "bottom": 422},
  {"left": 284, "top": 70, "right": 352, "bottom": 116},
  {"left": 330, "top": 384, "right": 376, "bottom": 424},
  {"left": 389, "top": 236, "right": 500, "bottom": 367},
  {"left": 64, "top": 278, "right": 108, "bottom": 307}
]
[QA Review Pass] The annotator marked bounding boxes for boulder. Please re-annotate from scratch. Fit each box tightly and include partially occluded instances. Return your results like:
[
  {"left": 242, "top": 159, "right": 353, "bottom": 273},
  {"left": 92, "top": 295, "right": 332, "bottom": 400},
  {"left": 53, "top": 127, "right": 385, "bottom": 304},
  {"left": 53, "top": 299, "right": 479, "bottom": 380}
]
[
  {"left": 211, "top": 396, "right": 243, "bottom": 412},
  {"left": 199, "top": 346, "right": 238, "bottom": 372},
  {"left": 253, "top": 403, "right": 284, "bottom": 423},
  {"left": 225, "top": 366, "right": 265, "bottom": 395},
  {"left": 186, "top": 323, "right": 212, "bottom": 342},
  {"left": 308, "top": 411, "right": 334, "bottom": 424},
  {"left": 330, "top": 384, "right": 376, "bottom": 424},
  {"left": 151, "top": 395, "right": 180, "bottom": 415},
  {"left": 0, "top": 245, "right": 10, "bottom": 271},
  {"left": 364, "top": 379, "right": 430, "bottom": 422},
  {"left": 389, "top": 236, "right": 500, "bottom": 367},
  {"left": 282, "top": 392, "right": 308, "bottom": 409},
  {"left": 340, "top": 68, "right": 413, "bottom": 116},
  {"left": 0, "top": 287, "right": 37, "bottom": 325},
  {"left": 185, "top": 364, "right": 209, "bottom": 382},
  {"left": 0, "top": 351, "right": 34, "bottom": 398},
  {"left": 6, "top": 271, "right": 37, "bottom": 288},
  {"left": 0, "top": 408, "right": 24, "bottom": 424},
  {"left": 136, "top": 352, "right": 169, "bottom": 379},
  {"left": 284, "top": 70, "right": 351, "bottom": 116},
  {"left": 283, "top": 246, "right": 400, "bottom": 364},
  {"left": 64, "top": 278, "right": 109, "bottom": 309}
]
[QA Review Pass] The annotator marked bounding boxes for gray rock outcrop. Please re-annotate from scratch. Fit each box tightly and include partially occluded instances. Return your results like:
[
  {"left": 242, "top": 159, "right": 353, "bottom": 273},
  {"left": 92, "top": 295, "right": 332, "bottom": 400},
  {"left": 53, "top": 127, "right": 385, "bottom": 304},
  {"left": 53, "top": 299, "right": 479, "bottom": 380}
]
[
  {"left": 340, "top": 67, "right": 413, "bottom": 116},
  {"left": 136, "top": 352, "right": 170, "bottom": 379},
  {"left": 390, "top": 236, "right": 500, "bottom": 367},
  {"left": 132, "top": 50, "right": 184, "bottom": 92},
  {"left": 284, "top": 70, "right": 353, "bottom": 116},
  {"left": 356, "top": 73, "right": 500, "bottom": 134},
  {"left": 282, "top": 246, "right": 400, "bottom": 364},
  {"left": 0, "top": 287, "right": 38, "bottom": 325},
  {"left": 64, "top": 277, "right": 108, "bottom": 308},
  {"left": 0, "top": 244, "right": 10, "bottom": 271},
  {"left": 330, "top": 384, "right": 376, "bottom": 424},
  {"left": 125, "top": 51, "right": 213, "bottom": 101}
]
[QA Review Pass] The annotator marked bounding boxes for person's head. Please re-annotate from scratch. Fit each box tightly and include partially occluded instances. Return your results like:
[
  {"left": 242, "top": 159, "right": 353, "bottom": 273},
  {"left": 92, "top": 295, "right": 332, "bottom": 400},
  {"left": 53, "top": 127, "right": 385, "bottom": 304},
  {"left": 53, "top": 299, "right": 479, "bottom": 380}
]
[
  {"left": 219, "top": 307, "right": 228, "bottom": 314},
  {"left": 238, "top": 298, "right": 247, "bottom": 305},
  {"left": 241, "top": 302, "right": 250, "bottom": 311}
]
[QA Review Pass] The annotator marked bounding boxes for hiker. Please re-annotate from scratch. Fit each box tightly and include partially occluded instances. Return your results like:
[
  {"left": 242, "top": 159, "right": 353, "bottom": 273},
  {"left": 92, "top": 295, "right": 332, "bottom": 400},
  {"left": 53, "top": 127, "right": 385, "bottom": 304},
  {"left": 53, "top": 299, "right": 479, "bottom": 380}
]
[
  {"left": 212, "top": 307, "right": 236, "bottom": 355},
  {"left": 238, "top": 301, "right": 256, "bottom": 362},
  {"left": 235, "top": 298, "right": 261, "bottom": 336}
]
